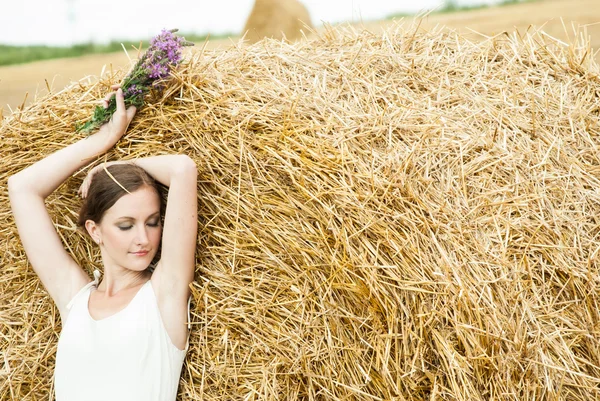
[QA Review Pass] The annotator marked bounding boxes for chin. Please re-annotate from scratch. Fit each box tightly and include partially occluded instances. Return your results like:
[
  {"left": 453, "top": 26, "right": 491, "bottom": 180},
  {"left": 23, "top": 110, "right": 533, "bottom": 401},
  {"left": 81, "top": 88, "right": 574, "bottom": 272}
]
[
  {"left": 133, "top": 264, "right": 152, "bottom": 272},
  {"left": 125, "top": 256, "right": 154, "bottom": 271}
]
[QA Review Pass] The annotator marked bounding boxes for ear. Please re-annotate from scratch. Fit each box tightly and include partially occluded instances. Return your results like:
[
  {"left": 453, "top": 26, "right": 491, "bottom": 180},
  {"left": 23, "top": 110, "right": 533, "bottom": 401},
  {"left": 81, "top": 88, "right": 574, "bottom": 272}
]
[{"left": 85, "top": 220, "right": 101, "bottom": 244}]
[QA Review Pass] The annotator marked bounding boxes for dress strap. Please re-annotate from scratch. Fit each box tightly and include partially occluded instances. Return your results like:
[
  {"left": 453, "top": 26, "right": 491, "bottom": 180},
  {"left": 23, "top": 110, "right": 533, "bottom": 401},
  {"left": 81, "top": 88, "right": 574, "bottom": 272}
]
[
  {"left": 92, "top": 269, "right": 101, "bottom": 284},
  {"left": 186, "top": 295, "right": 192, "bottom": 330},
  {"left": 66, "top": 269, "right": 101, "bottom": 311},
  {"left": 183, "top": 294, "right": 192, "bottom": 351}
]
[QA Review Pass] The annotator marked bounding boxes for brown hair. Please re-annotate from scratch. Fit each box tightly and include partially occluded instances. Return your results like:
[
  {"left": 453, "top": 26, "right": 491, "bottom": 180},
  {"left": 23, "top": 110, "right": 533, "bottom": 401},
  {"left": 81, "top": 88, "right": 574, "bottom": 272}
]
[{"left": 77, "top": 163, "right": 165, "bottom": 229}]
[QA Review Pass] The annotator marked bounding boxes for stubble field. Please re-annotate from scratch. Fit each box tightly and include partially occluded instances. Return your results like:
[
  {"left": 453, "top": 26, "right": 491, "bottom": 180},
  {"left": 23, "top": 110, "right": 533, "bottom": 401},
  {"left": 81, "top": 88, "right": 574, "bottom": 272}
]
[{"left": 0, "top": 0, "right": 599, "bottom": 117}]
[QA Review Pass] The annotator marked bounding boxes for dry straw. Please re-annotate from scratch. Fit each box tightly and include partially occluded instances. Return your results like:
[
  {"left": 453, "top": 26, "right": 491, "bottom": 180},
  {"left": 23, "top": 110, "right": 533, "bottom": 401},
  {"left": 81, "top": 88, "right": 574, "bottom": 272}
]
[
  {"left": 243, "top": 0, "right": 313, "bottom": 43},
  {"left": 1, "top": 20, "right": 600, "bottom": 400}
]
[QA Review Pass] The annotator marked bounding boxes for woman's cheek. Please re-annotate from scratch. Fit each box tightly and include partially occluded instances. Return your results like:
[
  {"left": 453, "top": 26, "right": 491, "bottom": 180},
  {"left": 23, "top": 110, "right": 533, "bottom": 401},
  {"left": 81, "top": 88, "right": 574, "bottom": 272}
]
[{"left": 152, "top": 227, "right": 162, "bottom": 245}]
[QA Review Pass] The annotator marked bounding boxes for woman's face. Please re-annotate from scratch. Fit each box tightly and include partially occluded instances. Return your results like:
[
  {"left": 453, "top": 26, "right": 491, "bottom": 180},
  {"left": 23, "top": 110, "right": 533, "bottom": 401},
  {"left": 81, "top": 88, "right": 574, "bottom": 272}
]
[{"left": 91, "top": 186, "right": 162, "bottom": 271}]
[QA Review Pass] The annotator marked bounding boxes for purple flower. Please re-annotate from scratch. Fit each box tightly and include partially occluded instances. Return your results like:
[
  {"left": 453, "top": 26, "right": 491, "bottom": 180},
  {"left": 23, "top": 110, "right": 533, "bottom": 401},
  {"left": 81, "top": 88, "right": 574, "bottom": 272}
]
[
  {"left": 125, "top": 85, "right": 143, "bottom": 97},
  {"left": 147, "top": 62, "right": 169, "bottom": 79},
  {"left": 149, "top": 29, "right": 184, "bottom": 64},
  {"left": 167, "top": 49, "right": 180, "bottom": 64},
  {"left": 77, "top": 29, "right": 193, "bottom": 134},
  {"left": 142, "top": 29, "right": 187, "bottom": 79}
]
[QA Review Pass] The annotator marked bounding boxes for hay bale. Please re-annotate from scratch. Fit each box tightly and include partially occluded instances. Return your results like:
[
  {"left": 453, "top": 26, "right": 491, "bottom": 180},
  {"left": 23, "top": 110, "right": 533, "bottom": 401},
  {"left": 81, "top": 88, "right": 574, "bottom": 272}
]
[
  {"left": 2, "top": 21, "right": 600, "bottom": 400},
  {"left": 242, "top": 0, "right": 313, "bottom": 43}
]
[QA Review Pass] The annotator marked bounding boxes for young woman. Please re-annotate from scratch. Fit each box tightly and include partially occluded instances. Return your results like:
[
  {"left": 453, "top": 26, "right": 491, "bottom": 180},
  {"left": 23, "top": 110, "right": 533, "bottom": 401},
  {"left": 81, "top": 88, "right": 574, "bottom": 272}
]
[{"left": 8, "top": 87, "right": 198, "bottom": 401}]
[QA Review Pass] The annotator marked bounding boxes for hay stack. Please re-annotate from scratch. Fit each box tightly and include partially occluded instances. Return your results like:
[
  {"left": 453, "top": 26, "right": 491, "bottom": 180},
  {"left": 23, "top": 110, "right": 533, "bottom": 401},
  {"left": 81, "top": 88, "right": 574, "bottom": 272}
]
[
  {"left": 242, "top": 0, "right": 313, "bottom": 43},
  {"left": 2, "top": 22, "right": 600, "bottom": 400}
]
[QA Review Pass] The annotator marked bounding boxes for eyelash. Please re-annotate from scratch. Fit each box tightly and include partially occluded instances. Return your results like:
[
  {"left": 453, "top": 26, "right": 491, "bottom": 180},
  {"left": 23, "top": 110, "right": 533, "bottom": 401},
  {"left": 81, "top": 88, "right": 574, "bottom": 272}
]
[{"left": 118, "top": 222, "right": 160, "bottom": 231}]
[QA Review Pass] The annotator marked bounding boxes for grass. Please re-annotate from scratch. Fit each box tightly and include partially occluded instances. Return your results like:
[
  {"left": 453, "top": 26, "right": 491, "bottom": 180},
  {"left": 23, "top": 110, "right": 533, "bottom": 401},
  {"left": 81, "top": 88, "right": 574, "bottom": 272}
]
[
  {"left": 0, "top": 32, "right": 232, "bottom": 67},
  {"left": 387, "top": 0, "right": 538, "bottom": 19}
]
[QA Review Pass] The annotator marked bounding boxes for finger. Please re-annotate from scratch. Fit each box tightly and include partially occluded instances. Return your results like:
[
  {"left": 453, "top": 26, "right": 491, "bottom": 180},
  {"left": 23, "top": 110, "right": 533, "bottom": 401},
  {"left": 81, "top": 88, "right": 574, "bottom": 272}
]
[
  {"left": 115, "top": 88, "right": 125, "bottom": 114},
  {"left": 101, "top": 91, "right": 116, "bottom": 109},
  {"left": 126, "top": 105, "right": 137, "bottom": 123},
  {"left": 81, "top": 176, "right": 93, "bottom": 198},
  {"left": 104, "top": 91, "right": 116, "bottom": 103},
  {"left": 111, "top": 84, "right": 121, "bottom": 90},
  {"left": 99, "top": 94, "right": 111, "bottom": 107}
]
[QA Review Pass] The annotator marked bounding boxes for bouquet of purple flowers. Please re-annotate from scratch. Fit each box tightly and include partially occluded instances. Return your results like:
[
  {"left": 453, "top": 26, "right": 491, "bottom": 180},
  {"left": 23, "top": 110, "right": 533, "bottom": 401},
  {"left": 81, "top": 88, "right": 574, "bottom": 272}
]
[{"left": 77, "top": 29, "right": 193, "bottom": 134}]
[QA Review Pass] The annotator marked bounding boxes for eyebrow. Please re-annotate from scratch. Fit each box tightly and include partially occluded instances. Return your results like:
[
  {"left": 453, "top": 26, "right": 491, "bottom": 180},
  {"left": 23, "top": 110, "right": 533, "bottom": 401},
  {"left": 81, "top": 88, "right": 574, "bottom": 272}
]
[{"left": 116, "top": 212, "right": 160, "bottom": 221}]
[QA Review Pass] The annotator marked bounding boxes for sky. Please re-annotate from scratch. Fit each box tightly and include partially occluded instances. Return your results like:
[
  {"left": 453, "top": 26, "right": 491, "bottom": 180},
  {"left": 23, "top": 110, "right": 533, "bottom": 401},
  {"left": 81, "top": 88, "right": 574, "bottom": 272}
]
[{"left": 1, "top": 0, "right": 502, "bottom": 46}]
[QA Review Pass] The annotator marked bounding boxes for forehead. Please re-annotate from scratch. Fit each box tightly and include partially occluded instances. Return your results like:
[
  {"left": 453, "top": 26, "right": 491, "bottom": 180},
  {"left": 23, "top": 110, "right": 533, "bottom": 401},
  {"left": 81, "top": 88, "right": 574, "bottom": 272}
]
[{"left": 103, "top": 187, "right": 160, "bottom": 220}]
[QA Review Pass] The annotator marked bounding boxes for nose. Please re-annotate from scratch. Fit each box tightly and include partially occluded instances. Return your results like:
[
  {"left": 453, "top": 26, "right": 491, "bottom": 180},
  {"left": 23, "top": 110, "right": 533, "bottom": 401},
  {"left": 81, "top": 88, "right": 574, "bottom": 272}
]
[{"left": 136, "top": 225, "right": 150, "bottom": 246}]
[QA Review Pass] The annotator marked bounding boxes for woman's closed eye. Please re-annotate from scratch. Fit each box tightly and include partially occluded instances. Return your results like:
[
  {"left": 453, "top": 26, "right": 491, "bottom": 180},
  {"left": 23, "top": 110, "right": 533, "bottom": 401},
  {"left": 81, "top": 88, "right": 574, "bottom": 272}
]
[{"left": 118, "top": 221, "right": 160, "bottom": 231}]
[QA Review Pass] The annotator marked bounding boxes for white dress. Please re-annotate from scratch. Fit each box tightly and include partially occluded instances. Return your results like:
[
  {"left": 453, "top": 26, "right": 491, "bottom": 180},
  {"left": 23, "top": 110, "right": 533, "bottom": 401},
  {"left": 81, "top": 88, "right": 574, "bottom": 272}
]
[{"left": 54, "top": 270, "right": 191, "bottom": 401}]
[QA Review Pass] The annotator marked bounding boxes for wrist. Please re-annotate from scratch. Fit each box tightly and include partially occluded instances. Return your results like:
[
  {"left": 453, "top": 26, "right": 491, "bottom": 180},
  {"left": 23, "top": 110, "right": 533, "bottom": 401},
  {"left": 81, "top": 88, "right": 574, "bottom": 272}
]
[{"left": 89, "top": 125, "right": 117, "bottom": 153}]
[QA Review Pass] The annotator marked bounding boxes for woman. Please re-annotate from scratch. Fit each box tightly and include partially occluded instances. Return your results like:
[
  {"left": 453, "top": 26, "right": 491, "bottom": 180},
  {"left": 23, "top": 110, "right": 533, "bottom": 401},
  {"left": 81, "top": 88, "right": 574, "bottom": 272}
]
[{"left": 8, "top": 87, "right": 198, "bottom": 401}]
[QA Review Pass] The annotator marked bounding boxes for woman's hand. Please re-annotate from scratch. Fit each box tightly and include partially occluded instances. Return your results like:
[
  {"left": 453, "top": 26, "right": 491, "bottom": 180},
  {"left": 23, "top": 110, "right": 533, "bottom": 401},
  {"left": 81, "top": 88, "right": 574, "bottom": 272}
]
[
  {"left": 98, "top": 85, "right": 137, "bottom": 147},
  {"left": 78, "top": 160, "right": 131, "bottom": 199}
]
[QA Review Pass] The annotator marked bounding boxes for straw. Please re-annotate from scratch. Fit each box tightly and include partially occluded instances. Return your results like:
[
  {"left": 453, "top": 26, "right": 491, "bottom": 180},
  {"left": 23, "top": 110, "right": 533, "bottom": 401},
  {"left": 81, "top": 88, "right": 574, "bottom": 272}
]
[{"left": 242, "top": 0, "right": 313, "bottom": 44}]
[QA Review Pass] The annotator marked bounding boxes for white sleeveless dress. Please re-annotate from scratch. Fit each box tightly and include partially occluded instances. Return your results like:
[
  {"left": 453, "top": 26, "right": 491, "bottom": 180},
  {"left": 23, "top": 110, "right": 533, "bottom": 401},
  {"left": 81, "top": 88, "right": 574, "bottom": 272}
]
[{"left": 54, "top": 270, "right": 191, "bottom": 401}]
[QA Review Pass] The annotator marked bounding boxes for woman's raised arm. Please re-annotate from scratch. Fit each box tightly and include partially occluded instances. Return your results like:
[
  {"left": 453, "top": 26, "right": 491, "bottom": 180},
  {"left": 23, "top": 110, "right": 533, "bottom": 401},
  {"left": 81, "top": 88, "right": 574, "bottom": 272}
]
[
  {"left": 133, "top": 155, "right": 198, "bottom": 286},
  {"left": 115, "top": 156, "right": 197, "bottom": 291},
  {"left": 78, "top": 154, "right": 198, "bottom": 300},
  {"left": 8, "top": 88, "right": 136, "bottom": 317}
]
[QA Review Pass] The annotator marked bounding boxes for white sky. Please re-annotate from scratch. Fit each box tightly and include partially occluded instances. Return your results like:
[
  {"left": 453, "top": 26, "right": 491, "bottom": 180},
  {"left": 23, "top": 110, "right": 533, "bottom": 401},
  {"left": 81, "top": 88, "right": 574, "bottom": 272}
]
[{"left": 0, "top": 0, "right": 501, "bottom": 46}]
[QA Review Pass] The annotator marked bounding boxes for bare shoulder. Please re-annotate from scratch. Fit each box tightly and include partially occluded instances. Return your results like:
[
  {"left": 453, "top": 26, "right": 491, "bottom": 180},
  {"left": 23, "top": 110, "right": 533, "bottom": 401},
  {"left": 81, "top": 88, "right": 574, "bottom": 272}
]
[
  {"left": 58, "top": 266, "right": 95, "bottom": 322},
  {"left": 150, "top": 261, "right": 191, "bottom": 351}
]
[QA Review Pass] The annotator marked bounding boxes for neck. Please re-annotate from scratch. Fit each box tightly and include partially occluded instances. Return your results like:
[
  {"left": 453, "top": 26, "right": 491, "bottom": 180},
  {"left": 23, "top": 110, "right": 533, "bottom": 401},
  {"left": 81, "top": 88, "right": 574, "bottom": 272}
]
[{"left": 96, "top": 265, "right": 151, "bottom": 297}]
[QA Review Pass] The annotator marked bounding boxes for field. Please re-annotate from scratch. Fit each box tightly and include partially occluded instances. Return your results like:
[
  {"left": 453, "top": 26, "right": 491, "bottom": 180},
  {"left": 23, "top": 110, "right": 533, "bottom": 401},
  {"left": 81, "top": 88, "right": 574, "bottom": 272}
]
[{"left": 0, "top": 0, "right": 599, "bottom": 117}]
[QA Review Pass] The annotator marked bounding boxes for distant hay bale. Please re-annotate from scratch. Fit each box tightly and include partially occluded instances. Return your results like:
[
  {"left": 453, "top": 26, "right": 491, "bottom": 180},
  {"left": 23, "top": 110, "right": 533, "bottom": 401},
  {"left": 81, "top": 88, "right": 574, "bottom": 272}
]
[
  {"left": 2, "top": 21, "right": 600, "bottom": 400},
  {"left": 243, "top": 0, "right": 313, "bottom": 43}
]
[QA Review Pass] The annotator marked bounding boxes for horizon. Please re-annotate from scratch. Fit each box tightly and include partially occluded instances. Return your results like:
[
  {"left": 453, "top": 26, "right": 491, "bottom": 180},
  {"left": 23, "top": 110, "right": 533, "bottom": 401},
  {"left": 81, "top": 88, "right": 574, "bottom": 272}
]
[{"left": 0, "top": 0, "right": 504, "bottom": 47}]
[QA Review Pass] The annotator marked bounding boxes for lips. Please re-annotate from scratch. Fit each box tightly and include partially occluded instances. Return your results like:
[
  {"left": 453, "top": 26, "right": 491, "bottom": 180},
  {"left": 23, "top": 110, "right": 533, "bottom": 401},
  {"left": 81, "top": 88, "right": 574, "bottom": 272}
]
[{"left": 131, "top": 251, "right": 149, "bottom": 256}]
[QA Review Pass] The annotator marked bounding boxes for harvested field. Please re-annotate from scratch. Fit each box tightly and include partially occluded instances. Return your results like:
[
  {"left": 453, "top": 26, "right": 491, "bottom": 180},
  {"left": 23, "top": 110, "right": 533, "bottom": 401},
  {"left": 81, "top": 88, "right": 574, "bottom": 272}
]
[
  {"left": 0, "top": 41, "right": 228, "bottom": 118},
  {"left": 379, "top": 0, "right": 600, "bottom": 44},
  {"left": 0, "top": 51, "right": 137, "bottom": 118},
  {"left": 2, "top": 17, "right": 600, "bottom": 400},
  {"left": 1, "top": 0, "right": 599, "bottom": 117}
]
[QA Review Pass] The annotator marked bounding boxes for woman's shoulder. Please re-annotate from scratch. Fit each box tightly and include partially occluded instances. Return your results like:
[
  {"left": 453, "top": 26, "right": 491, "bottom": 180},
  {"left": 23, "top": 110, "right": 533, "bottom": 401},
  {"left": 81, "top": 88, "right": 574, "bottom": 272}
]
[{"left": 59, "top": 269, "right": 97, "bottom": 323}]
